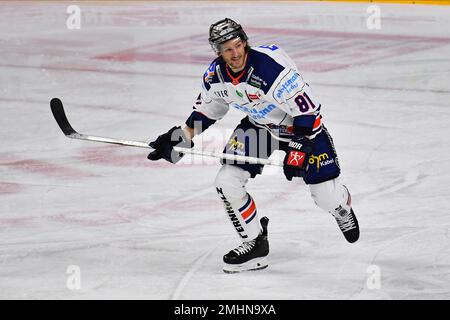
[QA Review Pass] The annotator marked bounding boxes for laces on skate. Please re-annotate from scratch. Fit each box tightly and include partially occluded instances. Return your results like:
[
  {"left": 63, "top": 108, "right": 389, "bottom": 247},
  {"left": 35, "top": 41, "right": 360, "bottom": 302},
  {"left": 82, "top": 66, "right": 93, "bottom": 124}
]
[{"left": 233, "top": 239, "right": 256, "bottom": 255}]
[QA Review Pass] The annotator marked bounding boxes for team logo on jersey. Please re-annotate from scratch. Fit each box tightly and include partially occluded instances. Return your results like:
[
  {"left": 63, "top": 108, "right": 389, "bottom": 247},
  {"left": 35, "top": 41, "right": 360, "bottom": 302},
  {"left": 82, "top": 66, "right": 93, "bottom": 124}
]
[{"left": 203, "top": 62, "right": 216, "bottom": 83}]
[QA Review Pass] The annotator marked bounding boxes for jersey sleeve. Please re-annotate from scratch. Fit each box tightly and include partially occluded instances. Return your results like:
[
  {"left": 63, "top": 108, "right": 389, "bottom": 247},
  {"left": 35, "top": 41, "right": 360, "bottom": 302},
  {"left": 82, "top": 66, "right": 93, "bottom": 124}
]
[
  {"left": 185, "top": 62, "right": 230, "bottom": 132},
  {"left": 269, "top": 68, "right": 322, "bottom": 136},
  {"left": 253, "top": 45, "right": 321, "bottom": 119},
  {"left": 196, "top": 83, "right": 230, "bottom": 120}
]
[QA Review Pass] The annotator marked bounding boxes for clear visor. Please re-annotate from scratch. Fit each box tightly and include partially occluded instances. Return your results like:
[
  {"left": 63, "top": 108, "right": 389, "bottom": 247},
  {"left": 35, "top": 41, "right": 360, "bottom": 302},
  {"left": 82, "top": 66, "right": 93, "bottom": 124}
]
[{"left": 217, "top": 37, "right": 245, "bottom": 54}]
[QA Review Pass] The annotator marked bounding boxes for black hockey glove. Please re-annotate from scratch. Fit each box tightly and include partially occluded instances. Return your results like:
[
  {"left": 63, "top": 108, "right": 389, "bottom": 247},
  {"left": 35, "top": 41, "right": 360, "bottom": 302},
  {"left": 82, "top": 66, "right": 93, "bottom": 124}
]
[
  {"left": 147, "top": 126, "right": 194, "bottom": 164},
  {"left": 283, "top": 137, "right": 313, "bottom": 181}
]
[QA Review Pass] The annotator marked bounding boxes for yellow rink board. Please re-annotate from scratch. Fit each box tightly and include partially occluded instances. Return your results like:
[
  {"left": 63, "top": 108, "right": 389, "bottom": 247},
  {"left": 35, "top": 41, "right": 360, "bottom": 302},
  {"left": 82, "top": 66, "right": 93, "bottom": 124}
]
[{"left": 306, "top": 0, "right": 450, "bottom": 5}]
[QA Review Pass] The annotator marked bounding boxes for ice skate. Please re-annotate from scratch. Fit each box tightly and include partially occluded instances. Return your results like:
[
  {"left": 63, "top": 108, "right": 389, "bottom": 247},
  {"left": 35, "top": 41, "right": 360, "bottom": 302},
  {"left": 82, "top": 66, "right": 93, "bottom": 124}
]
[
  {"left": 332, "top": 206, "right": 359, "bottom": 243},
  {"left": 223, "top": 216, "right": 269, "bottom": 273}
]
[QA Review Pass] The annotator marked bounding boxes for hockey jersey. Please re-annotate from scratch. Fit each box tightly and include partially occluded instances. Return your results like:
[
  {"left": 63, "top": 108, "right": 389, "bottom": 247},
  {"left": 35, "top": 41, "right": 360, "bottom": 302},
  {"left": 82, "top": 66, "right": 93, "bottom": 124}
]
[{"left": 186, "top": 45, "right": 322, "bottom": 141}]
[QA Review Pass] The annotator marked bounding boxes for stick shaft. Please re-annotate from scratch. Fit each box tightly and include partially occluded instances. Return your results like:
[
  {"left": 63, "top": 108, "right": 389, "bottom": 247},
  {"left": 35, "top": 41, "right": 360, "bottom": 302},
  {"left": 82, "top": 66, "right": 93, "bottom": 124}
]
[{"left": 50, "top": 98, "right": 283, "bottom": 167}]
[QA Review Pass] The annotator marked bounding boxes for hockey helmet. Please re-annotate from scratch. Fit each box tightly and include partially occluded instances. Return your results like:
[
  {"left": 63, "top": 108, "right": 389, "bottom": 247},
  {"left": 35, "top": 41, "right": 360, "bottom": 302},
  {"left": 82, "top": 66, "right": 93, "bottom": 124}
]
[{"left": 208, "top": 18, "right": 248, "bottom": 53}]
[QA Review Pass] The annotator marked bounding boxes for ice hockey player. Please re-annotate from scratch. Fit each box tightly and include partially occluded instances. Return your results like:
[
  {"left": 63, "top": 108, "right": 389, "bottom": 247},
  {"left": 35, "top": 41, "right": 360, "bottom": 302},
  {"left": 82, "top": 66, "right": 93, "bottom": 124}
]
[{"left": 147, "top": 18, "right": 359, "bottom": 273}]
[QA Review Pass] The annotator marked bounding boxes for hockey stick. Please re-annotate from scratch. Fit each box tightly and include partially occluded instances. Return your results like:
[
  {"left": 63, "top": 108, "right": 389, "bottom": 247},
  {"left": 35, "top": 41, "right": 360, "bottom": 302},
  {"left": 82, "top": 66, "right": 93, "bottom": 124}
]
[{"left": 50, "top": 98, "right": 283, "bottom": 166}]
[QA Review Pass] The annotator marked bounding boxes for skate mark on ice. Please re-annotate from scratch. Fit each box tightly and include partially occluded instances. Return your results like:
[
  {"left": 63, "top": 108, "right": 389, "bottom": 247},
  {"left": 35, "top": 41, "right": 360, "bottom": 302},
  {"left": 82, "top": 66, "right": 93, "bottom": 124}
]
[
  {"left": 77, "top": 145, "right": 217, "bottom": 168},
  {"left": 351, "top": 227, "right": 450, "bottom": 299},
  {"left": 170, "top": 243, "right": 220, "bottom": 300},
  {"left": 37, "top": 184, "right": 216, "bottom": 229},
  {"left": 0, "top": 217, "right": 35, "bottom": 229},
  {"left": 314, "top": 81, "right": 450, "bottom": 95},
  {"left": 357, "top": 170, "right": 421, "bottom": 202}
]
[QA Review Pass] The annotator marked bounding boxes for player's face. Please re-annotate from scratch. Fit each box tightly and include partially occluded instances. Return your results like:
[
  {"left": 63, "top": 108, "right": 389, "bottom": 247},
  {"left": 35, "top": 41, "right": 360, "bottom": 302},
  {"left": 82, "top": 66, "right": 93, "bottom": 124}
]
[{"left": 219, "top": 38, "right": 247, "bottom": 72}]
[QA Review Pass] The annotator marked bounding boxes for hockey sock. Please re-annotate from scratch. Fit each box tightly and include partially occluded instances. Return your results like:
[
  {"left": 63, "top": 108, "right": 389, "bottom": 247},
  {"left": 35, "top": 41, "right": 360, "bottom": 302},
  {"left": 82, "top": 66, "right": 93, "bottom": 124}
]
[{"left": 216, "top": 188, "right": 261, "bottom": 241}]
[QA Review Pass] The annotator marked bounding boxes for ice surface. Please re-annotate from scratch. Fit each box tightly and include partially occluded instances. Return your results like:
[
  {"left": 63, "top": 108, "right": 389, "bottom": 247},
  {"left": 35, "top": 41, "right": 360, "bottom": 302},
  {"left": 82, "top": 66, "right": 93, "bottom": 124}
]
[{"left": 0, "top": 1, "right": 449, "bottom": 299}]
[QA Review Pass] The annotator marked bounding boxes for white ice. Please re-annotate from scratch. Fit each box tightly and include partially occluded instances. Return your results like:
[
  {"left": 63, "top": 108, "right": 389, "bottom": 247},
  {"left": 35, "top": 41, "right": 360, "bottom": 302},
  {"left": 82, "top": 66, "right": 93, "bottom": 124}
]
[{"left": 0, "top": 2, "right": 449, "bottom": 300}]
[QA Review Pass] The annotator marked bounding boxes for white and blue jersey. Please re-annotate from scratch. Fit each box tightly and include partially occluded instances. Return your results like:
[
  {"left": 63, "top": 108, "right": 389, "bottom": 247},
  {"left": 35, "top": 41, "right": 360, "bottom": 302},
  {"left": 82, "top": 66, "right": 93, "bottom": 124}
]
[{"left": 186, "top": 44, "right": 323, "bottom": 141}]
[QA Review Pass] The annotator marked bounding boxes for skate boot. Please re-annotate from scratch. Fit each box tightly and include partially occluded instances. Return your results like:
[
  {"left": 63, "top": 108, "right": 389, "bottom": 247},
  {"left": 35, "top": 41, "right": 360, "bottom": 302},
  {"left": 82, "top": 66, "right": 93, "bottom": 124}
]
[
  {"left": 331, "top": 186, "right": 359, "bottom": 243},
  {"left": 223, "top": 216, "right": 269, "bottom": 273},
  {"left": 332, "top": 206, "right": 359, "bottom": 243}
]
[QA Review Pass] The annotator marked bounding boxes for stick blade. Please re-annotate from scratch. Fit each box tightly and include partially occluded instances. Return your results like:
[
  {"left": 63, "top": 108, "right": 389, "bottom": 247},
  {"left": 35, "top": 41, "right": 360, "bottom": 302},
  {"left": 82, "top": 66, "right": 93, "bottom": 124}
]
[{"left": 50, "top": 98, "right": 77, "bottom": 136}]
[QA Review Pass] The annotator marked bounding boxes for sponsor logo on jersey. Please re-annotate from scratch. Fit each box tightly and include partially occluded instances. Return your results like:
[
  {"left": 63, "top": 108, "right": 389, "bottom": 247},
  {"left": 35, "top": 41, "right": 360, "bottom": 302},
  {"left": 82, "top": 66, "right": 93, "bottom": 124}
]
[
  {"left": 288, "top": 141, "right": 303, "bottom": 149},
  {"left": 308, "top": 152, "right": 334, "bottom": 172},
  {"left": 249, "top": 74, "right": 267, "bottom": 89},
  {"left": 265, "top": 124, "right": 294, "bottom": 136},
  {"left": 246, "top": 92, "right": 261, "bottom": 101},
  {"left": 287, "top": 151, "right": 306, "bottom": 167},
  {"left": 216, "top": 187, "right": 248, "bottom": 239},
  {"left": 235, "top": 90, "right": 244, "bottom": 98},
  {"left": 276, "top": 73, "right": 300, "bottom": 99},
  {"left": 214, "top": 90, "right": 228, "bottom": 98},
  {"left": 232, "top": 103, "right": 276, "bottom": 120},
  {"left": 227, "top": 136, "right": 246, "bottom": 156}
]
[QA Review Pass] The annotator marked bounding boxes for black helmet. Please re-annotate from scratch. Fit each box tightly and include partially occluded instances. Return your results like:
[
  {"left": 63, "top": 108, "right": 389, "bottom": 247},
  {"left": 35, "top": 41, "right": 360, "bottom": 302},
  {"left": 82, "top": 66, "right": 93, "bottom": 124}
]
[{"left": 208, "top": 18, "right": 248, "bottom": 53}]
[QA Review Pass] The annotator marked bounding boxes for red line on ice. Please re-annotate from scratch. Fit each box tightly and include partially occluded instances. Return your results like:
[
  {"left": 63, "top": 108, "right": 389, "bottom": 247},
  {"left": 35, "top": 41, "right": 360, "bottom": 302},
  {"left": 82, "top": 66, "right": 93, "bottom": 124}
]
[
  {"left": 92, "top": 28, "right": 450, "bottom": 72},
  {"left": 0, "top": 155, "right": 95, "bottom": 179},
  {"left": 0, "top": 182, "right": 25, "bottom": 195},
  {"left": 0, "top": 217, "right": 34, "bottom": 228}
]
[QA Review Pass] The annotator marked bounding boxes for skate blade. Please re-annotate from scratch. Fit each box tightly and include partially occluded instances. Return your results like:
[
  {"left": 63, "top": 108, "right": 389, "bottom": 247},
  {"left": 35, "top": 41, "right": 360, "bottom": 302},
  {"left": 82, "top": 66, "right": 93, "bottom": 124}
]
[{"left": 223, "top": 257, "right": 268, "bottom": 274}]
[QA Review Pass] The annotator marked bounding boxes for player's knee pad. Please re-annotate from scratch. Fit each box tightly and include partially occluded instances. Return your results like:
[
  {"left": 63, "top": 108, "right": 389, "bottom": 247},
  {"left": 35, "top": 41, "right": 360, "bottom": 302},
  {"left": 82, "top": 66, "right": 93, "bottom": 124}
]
[
  {"left": 309, "top": 178, "right": 349, "bottom": 212},
  {"left": 214, "top": 164, "right": 250, "bottom": 200}
]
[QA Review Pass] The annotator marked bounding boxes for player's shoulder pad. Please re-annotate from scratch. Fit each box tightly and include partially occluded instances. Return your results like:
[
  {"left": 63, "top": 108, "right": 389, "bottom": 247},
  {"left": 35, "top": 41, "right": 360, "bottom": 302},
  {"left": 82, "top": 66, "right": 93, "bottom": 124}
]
[
  {"left": 202, "top": 57, "right": 221, "bottom": 91},
  {"left": 247, "top": 45, "right": 289, "bottom": 94}
]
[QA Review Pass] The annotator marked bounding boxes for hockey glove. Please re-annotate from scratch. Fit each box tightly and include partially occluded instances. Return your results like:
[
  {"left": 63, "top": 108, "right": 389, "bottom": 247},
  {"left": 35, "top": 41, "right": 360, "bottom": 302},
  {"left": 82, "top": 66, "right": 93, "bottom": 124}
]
[
  {"left": 283, "top": 137, "right": 313, "bottom": 181},
  {"left": 147, "top": 126, "right": 194, "bottom": 164}
]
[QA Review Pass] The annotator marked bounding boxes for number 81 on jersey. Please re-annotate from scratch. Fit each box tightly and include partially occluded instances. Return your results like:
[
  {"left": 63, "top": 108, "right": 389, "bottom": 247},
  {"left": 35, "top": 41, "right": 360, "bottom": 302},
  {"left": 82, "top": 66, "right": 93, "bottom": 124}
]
[{"left": 294, "top": 91, "right": 317, "bottom": 113}]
